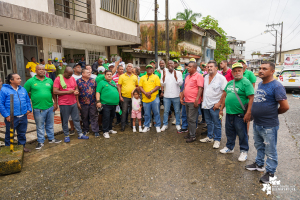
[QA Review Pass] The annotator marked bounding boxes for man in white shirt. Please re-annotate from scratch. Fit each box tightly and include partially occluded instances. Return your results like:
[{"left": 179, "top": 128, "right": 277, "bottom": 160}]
[
  {"left": 200, "top": 60, "right": 227, "bottom": 149},
  {"left": 160, "top": 60, "right": 183, "bottom": 131}
]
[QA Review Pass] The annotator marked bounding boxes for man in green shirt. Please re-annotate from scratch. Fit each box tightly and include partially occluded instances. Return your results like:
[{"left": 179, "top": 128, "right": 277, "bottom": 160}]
[
  {"left": 96, "top": 70, "right": 119, "bottom": 139},
  {"left": 24, "top": 65, "right": 61, "bottom": 150},
  {"left": 103, "top": 58, "right": 109, "bottom": 70},
  {"left": 96, "top": 66, "right": 106, "bottom": 84},
  {"left": 56, "top": 60, "right": 66, "bottom": 76},
  {"left": 238, "top": 59, "right": 257, "bottom": 88},
  {"left": 219, "top": 62, "right": 254, "bottom": 162}
]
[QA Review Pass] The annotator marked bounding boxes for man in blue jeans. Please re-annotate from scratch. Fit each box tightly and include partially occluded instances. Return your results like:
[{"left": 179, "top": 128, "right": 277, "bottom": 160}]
[
  {"left": 200, "top": 60, "right": 227, "bottom": 149},
  {"left": 160, "top": 60, "right": 183, "bottom": 132},
  {"left": 0, "top": 73, "right": 32, "bottom": 152},
  {"left": 25, "top": 65, "right": 61, "bottom": 149},
  {"left": 246, "top": 61, "right": 289, "bottom": 183}
]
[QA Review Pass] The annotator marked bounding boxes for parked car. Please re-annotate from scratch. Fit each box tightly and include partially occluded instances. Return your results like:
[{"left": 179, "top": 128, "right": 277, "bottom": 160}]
[{"left": 277, "top": 66, "right": 300, "bottom": 91}]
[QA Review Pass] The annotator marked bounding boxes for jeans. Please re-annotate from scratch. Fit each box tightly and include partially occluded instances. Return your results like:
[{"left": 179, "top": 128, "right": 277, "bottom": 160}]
[
  {"left": 143, "top": 97, "right": 161, "bottom": 128},
  {"left": 181, "top": 105, "right": 188, "bottom": 129},
  {"left": 33, "top": 106, "right": 55, "bottom": 143},
  {"left": 163, "top": 97, "right": 180, "bottom": 126},
  {"left": 195, "top": 106, "right": 202, "bottom": 125},
  {"left": 185, "top": 103, "right": 199, "bottom": 138},
  {"left": 225, "top": 114, "right": 249, "bottom": 152},
  {"left": 121, "top": 97, "right": 132, "bottom": 126},
  {"left": 5, "top": 115, "right": 28, "bottom": 146},
  {"left": 102, "top": 104, "right": 116, "bottom": 133},
  {"left": 253, "top": 123, "right": 279, "bottom": 174},
  {"left": 60, "top": 103, "right": 82, "bottom": 137},
  {"left": 203, "top": 108, "right": 221, "bottom": 141},
  {"left": 80, "top": 104, "right": 99, "bottom": 133},
  {"left": 48, "top": 72, "right": 56, "bottom": 81}
]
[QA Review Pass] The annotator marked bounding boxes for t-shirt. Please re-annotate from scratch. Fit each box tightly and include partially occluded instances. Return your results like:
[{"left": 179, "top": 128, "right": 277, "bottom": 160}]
[
  {"left": 26, "top": 62, "right": 39, "bottom": 73},
  {"left": 251, "top": 80, "right": 287, "bottom": 127},
  {"left": 139, "top": 70, "right": 161, "bottom": 79},
  {"left": 139, "top": 74, "right": 161, "bottom": 103},
  {"left": 118, "top": 73, "right": 138, "bottom": 98},
  {"left": 91, "top": 74, "right": 97, "bottom": 79},
  {"left": 53, "top": 76, "right": 77, "bottom": 105},
  {"left": 132, "top": 97, "right": 141, "bottom": 111},
  {"left": 243, "top": 70, "right": 257, "bottom": 84},
  {"left": 96, "top": 79, "right": 119, "bottom": 105},
  {"left": 56, "top": 65, "right": 66, "bottom": 76},
  {"left": 224, "top": 78, "right": 254, "bottom": 114},
  {"left": 45, "top": 64, "right": 56, "bottom": 72},
  {"left": 24, "top": 76, "right": 53, "bottom": 110},
  {"left": 96, "top": 74, "right": 105, "bottom": 84},
  {"left": 72, "top": 74, "right": 82, "bottom": 81},
  {"left": 112, "top": 73, "right": 121, "bottom": 86},
  {"left": 184, "top": 72, "right": 204, "bottom": 104},
  {"left": 222, "top": 68, "right": 234, "bottom": 82},
  {"left": 103, "top": 63, "right": 109, "bottom": 70}
]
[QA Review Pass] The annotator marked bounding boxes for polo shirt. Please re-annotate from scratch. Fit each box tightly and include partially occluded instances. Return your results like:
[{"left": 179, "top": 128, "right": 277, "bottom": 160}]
[
  {"left": 118, "top": 73, "right": 138, "bottom": 98},
  {"left": 96, "top": 74, "right": 105, "bottom": 84},
  {"left": 96, "top": 79, "right": 119, "bottom": 105},
  {"left": 139, "top": 70, "right": 161, "bottom": 79},
  {"left": 103, "top": 63, "right": 110, "bottom": 70},
  {"left": 24, "top": 76, "right": 53, "bottom": 110},
  {"left": 26, "top": 62, "right": 39, "bottom": 73},
  {"left": 45, "top": 64, "right": 56, "bottom": 72},
  {"left": 112, "top": 73, "right": 121, "bottom": 86},
  {"left": 243, "top": 70, "right": 257, "bottom": 84},
  {"left": 139, "top": 74, "right": 161, "bottom": 103},
  {"left": 184, "top": 72, "right": 204, "bottom": 104},
  {"left": 160, "top": 69, "right": 183, "bottom": 98}
]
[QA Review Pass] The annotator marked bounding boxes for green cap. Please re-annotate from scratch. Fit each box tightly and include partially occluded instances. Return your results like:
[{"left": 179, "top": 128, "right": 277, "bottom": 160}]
[
  {"left": 150, "top": 60, "right": 155, "bottom": 64},
  {"left": 146, "top": 64, "right": 153, "bottom": 69},
  {"left": 173, "top": 59, "right": 178, "bottom": 63},
  {"left": 232, "top": 62, "right": 243, "bottom": 69},
  {"left": 238, "top": 59, "right": 247, "bottom": 64},
  {"left": 176, "top": 66, "right": 183, "bottom": 71},
  {"left": 201, "top": 63, "right": 206, "bottom": 67}
]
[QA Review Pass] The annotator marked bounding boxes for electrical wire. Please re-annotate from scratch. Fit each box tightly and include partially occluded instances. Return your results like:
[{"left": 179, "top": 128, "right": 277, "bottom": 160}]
[
  {"left": 283, "top": 22, "right": 300, "bottom": 40},
  {"left": 277, "top": 0, "right": 289, "bottom": 22},
  {"left": 272, "top": 0, "right": 280, "bottom": 23},
  {"left": 142, "top": 2, "right": 154, "bottom": 20},
  {"left": 266, "top": 0, "right": 274, "bottom": 24},
  {"left": 285, "top": 29, "right": 300, "bottom": 44}
]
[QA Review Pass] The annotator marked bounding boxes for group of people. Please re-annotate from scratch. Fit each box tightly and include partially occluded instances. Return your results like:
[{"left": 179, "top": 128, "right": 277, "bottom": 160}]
[{"left": 0, "top": 57, "right": 289, "bottom": 184}]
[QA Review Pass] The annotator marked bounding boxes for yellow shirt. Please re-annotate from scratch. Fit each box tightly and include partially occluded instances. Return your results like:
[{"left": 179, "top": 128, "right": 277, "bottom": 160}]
[
  {"left": 138, "top": 74, "right": 161, "bottom": 103},
  {"left": 45, "top": 64, "right": 56, "bottom": 72},
  {"left": 25, "top": 62, "right": 39, "bottom": 73},
  {"left": 118, "top": 73, "right": 138, "bottom": 98}
]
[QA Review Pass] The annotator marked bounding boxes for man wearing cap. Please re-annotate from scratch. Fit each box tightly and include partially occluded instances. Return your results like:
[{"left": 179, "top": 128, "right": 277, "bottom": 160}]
[
  {"left": 219, "top": 62, "right": 254, "bottom": 162},
  {"left": 118, "top": 63, "right": 138, "bottom": 131},
  {"left": 78, "top": 57, "right": 86, "bottom": 69},
  {"left": 53, "top": 57, "right": 59, "bottom": 67},
  {"left": 26, "top": 57, "right": 39, "bottom": 77},
  {"left": 72, "top": 63, "right": 82, "bottom": 81},
  {"left": 62, "top": 57, "right": 68, "bottom": 66},
  {"left": 220, "top": 60, "right": 234, "bottom": 82},
  {"left": 92, "top": 58, "right": 103, "bottom": 74},
  {"left": 139, "top": 64, "right": 161, "bottom": 133},
  {"left": 103, "top": 58, "right": 109, "bottom": 70},
  {"left": 173, "top": 59, "right": 179, "bottom": 70},
  {"left": 139, "top": 61, "right": 161, "bottom": 78},
  {"left": 56, "top": 60, "right": 66, "bottom": 76},
  {"left": 45, "top": 58, "right": 56, "bottom": 81},
  {"left": 238, "top": 60, "right": 256, "bottom": 87},
  {"left": 96, "top": 66, "right": 106, "bottom": 84}
]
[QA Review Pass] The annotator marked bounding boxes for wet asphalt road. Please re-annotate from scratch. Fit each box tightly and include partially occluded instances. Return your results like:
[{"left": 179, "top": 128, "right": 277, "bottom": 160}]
[{"left": 0, "top": 78, "right": 299, "bottom": 199}]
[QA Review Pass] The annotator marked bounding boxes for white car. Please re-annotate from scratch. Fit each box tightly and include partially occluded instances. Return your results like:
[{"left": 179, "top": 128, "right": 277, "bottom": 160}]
[{"left": 277, "top": 66, "right": 300, "bottom": 91}]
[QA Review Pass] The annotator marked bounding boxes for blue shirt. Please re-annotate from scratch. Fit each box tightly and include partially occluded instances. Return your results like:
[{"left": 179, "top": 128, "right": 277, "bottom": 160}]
[{"left": 251, "top": 80, "right": 287, "bottom": 127}]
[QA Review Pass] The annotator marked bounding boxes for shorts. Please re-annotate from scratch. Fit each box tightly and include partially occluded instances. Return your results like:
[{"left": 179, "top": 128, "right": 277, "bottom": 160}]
[{"left": 131, "top": 110, "right": 141, "bottom": 119}]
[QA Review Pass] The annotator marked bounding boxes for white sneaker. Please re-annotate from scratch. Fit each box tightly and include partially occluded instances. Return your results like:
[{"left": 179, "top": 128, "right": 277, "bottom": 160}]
[
  {"left": 139, "top": 127, "right": 142, "bottom": 132},
  {"left": 172, "top": 119, "right": 176, "bottom": 125},
  {"left": 176, "top": 125, "right": 181, "bottom": 130},
  {"left": 142, "top": 127, "right": 150, "bottom": 133},
  {"left": 156, "top": 127, "right": 161, "bottom": 133},
  {"left": 238, "top": 152, "right": 248, "bottom": 162},
  {"left": 199, "top": 137, "right": 214, "bottom": 143},
  {"left": 220, "top": 147, "right": 234, "bottom": 154},
  {"left": 161, "top": 125, "right": 168, "bottom": 131},
  {"left": 133, "top": 127, "right": 136, "bottom": 133},
  {"left": 103, "top": 132, "right": 110, "bottom": 139},
  {"left": 149, "top": 122, "right": 152, "bottom": 128},
  {"left": 109, "top": 130, "right": 117, "bottom": 134},
  {"left": 213, "top": 141, "right": 220, "bottom": 149}
]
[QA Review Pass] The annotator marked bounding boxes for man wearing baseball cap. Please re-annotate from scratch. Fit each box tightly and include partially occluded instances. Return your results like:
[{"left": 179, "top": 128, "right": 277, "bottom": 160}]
[
  {"left": 173, "top": 59, "right": 179, "bottom": 70},
  {"left": 103, "top": 58, "right": 109, "bottom": 70},
  {"left": 238, "top": 59, "right": 256, "bottom": 88},
  {"left": 219, "top": 62, "right": 254, "bottom": 162},
  {"left": 45, "top": 58, "right": 56, "bottom": 81},
  {"left": 95, "top": 66, "right": 106, "bottom": 84}
]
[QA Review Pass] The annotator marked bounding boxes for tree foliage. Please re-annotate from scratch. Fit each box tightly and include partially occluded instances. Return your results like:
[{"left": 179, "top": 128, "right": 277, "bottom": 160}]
[
  {"left": 176, "top": 9, "right": 201, "bottom": 23},
  {"left": 198, "top": 15, "right": 232, "bottom": 63}
]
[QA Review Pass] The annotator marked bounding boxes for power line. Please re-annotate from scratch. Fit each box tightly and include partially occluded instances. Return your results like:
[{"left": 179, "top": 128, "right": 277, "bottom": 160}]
[
  {"left": 266, "top": 0, "right": 274, "bottom": 24},
  {"left": 277, "top": 0, "right": 289, "bottom": 22},
  {"left": 182, "top": 0, "right": 191, "bottom": 10},
  {"left": 142, "top": 2, "right": 154, "bottom": 20},
  {"left": 283, "top": 22, "right": 300, "bottom": 39},
  {"left": 272, "top": 0, "right": 280, "bottom": 23},
  {"left": 245, "top": 33, "right": 265, "bottom": 41},
  {"left": 286, "top": 13, "right": 300, "bottom": 31},
  {"left": 247, "top": 41, "right": 273, "bottom": 45},
  {"left": 285, "top": 28, "right": 300, "bottom": 44},
  {"left": 245, "top": 44, "right": 273, "bottom": 53}
]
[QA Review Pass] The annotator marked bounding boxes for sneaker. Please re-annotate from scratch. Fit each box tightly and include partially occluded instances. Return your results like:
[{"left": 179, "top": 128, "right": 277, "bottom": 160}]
[
  {"left": 172, "top": 119, "right": 176, "bottom": 125},
  {"left": 186, "top": 137, "right": 196, "bottom": 143},
  {"left": 95, "top": 132, "right": 100, "bottom": 138},
  {"left": 176, "top": 125, "right": 181, "bottom": 131},
  {"left": 238, "top": 152, "right": 248, "bottom": 162},
  {"left": 78, "top": 135, "right": 89, "bottom": 139},
  {"left": 139, "top": 127, "right": 142, "bottom": 132},
  {"left": 245, "top": 162, "right": 265, "bottom": 172},
  {"left": 35, "top": 143, "right": 44, "bottom": 150},
  {"left": 220, "top": 147, "right": 234, "bottom": 154},
  {"left": 69, "top": 130, "right": 75, "bottom": 136},
  {"left": 178, "top": 128, "right": 188, "bottom": 133},
  {"left": 260, "top": 172, "right": 274, "bottom": 183},
  {"left": 149, "top": 122, "right": 152, "bottom": 128},
  {"left": 64, "top": 137, "right": 70, "bottom": 143},
  {"left": 161, "top": 125, "right": 168, "bottom": 131},
  {"left": 156, "top": 127, "right": 161, "bottom": 133},
  {"left": 142, "top": 127, "right": 150, "bottom": 133},
  {"left": 103, "top": 132, "right": 110, "bottom": 138},
  {"left": 213, "top": 141, "right": 220, "bottom": 149},
  {"left": 49, "top": 138, "right": 62, "bottom": 144},
  {"left": 133, "top": 127, "right": 137, "bottom": 132},
  {"left": 199, "top": 137, "right": 214, "bottom": 143},
  {"left": 109, "top": 130, "right": 117, "bottom": 134}
]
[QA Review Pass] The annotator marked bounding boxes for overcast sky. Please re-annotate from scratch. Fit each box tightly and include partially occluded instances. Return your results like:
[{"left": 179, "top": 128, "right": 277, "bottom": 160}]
[{"left": 139, "top": 0, "right": 300, "bottom": 60}]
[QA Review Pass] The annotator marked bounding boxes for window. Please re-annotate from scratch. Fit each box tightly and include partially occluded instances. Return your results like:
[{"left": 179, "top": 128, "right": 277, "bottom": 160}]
[
  {"left": 281, "top": 70, "right": 300, "bottom": 77},
  {"left": 55, "top": 0, "right": 91, "bottom": 23},
  {"left": 101, "top": 0, "right": 138, "bottom": 22}
]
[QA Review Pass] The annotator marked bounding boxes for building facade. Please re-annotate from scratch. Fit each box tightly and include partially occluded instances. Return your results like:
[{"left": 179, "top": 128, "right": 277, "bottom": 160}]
[{"left": 227, "top": 36, "right": 245, "bottom": 67}]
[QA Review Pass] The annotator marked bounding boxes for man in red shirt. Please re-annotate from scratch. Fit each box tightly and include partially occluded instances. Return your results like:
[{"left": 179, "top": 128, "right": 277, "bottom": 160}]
[
  {"left": 53, "top": 67, "right": 89, "bottom": 143},
  {"left": 220, "top": 60, "right": 234, "bottom": 82},
  {"left": 180, "top": 61, "right": 204, "bottom": 143}
]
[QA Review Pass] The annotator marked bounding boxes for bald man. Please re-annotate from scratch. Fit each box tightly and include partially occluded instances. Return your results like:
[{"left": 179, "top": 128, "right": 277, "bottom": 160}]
[{"left": 92, "top": 58, "right": 103, "bottom": 74}]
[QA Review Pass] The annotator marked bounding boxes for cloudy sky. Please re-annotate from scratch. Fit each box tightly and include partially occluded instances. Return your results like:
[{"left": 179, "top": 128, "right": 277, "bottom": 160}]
[{"left": 139, "top": 0, "right": 300, "bottom": 60}]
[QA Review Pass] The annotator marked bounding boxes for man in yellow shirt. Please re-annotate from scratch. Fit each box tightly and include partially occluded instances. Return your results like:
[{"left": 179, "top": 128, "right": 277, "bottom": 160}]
[
  {"left": 26, "top": 57, "right": 39, "bottom": 77},
  {"left": 118, "top": 63, "right": 138, "bottom": 131},
  {"left": 139, "top": 64, "right": 161, "bottom": 133},
  {"left": 45, "top": 58, "right": 56, "bottom": 81}
]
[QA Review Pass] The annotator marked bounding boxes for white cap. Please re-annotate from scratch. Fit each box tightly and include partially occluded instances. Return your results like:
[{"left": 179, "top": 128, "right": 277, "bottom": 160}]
[
  {"left": 98, "top": 66, "right": 105, "bottom": 72},
  {"left": 108, "top": 63, "right": 114, "bottom": 68}
]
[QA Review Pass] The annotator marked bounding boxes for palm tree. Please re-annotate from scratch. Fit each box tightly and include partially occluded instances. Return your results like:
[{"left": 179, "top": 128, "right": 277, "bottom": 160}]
[{"left": 176, "top": 9, "right": 202, "bottom": 23}]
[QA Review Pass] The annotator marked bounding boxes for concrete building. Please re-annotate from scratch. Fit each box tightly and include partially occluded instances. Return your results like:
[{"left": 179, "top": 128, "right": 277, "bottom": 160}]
[
  {"left": 0, "top": 0, "right": 140, "bottom": 85},
  {"left": 227, "top": 36, "right": 245, "bottom": 67},
  {"left": 276, "top": 48, "right": 300, "bottom": 64}
]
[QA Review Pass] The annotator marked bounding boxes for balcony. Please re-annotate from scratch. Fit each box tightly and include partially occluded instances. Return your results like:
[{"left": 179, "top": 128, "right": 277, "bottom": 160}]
[{"left": 235, "top": 46, "right": 245, "bottom": 51}]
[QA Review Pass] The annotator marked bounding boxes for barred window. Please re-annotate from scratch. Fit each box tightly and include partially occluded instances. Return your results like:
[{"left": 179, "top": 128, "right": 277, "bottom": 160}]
[{"left": 101, "top": 0, "right": 138, "bottom": 22}]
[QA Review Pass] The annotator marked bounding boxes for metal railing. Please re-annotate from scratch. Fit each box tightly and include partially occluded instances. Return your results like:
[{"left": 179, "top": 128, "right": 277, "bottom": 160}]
[{"left": 55, "top": 0, "right": 91, "bottom": 23}]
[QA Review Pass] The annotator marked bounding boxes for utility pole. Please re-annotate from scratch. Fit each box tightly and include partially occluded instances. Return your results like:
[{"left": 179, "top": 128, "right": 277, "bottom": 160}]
[
  {"left": 154, "top": 0, "right": 158, "bottom": 67},
  {"left": 279, "top": 22, "right": 283, "bottom": 63},
  {"left": 275, "top": 30, "right": 277, "bottom": 64},
  {"left": 165, "top": 0, "right": 169, "bottom": 63},
  {"left": 266, "top": 23, "right": 283, "bottom": 64}
]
